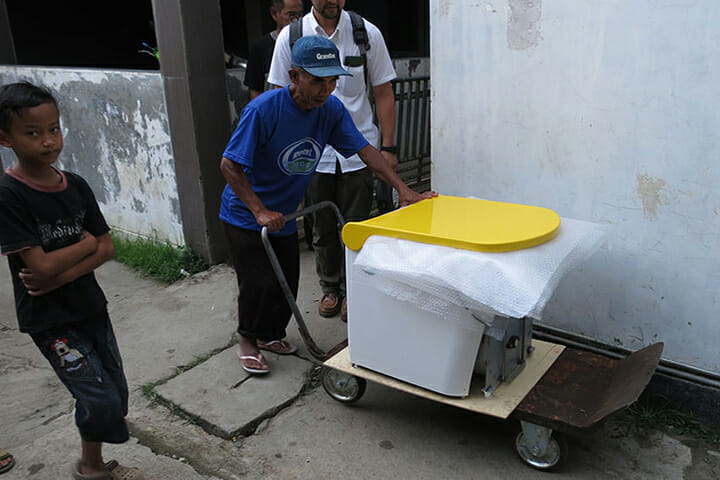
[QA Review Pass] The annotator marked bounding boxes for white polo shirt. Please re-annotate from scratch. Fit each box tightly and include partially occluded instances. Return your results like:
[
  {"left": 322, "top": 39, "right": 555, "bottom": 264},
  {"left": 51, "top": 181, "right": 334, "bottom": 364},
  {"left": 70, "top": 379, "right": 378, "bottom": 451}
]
[{"left": 268, "top": 8, "right": 396, "bottom": 174}]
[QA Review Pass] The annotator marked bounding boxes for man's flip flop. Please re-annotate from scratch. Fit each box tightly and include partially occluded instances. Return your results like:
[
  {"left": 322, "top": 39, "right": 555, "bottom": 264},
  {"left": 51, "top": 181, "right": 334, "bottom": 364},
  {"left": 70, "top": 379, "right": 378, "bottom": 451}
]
[
  {"left": 72, "top": 461, "right": 110, "bottom": 480},
  {"left": 0, "top": 451, "right": 15, "bottom": 474},
  {"left": 257, "top": 339, "right": 297, "bottom": 355},
  {"left": 73, "top": 460, "right": 144, "bottom": 480},
  {"left": 105, "top": 459, "right": 144, "bottom": 480},
  {"left": 237, "top": 350, "right": 270, "bottom": 374}
]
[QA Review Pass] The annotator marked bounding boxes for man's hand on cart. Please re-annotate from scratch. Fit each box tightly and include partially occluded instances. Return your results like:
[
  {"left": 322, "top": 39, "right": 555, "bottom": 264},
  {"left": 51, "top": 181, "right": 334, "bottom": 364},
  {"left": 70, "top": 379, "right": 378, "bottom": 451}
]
[
  {"left": 357, "top": 145, "right": 438, "bottom": 207},
  {"left": 397, "top": 187, "right": 438, "bottom": 207},
  {"left": 255, "top": 208, "right": 285, "bottom": 232}
]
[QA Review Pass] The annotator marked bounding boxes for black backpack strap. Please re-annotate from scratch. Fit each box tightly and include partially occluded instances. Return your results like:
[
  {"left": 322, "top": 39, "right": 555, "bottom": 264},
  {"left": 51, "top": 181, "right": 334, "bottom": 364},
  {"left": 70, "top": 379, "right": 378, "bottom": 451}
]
[
  {"left": 289, "top": 17, "right": 303, "bottom": 49},
  {"left": 347, "top": 11, "right": 370, "bottom": 54},
  {"left": 347, "top": 11, "right": 371, "bottom": 97}
]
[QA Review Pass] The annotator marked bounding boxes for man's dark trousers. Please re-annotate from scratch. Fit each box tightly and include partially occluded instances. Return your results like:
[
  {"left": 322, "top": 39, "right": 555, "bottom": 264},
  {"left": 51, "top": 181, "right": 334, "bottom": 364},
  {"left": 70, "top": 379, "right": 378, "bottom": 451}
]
[{"left": 307, "top": 161, "right": 374, "bottom": 296}]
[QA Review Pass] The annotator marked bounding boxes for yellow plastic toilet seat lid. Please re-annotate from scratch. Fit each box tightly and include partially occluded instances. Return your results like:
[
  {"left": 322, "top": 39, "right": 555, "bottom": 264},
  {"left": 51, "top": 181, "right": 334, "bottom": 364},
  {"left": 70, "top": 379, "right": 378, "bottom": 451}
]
[{"left": 342, "top": 195, "right": 561, "bottom": 253}]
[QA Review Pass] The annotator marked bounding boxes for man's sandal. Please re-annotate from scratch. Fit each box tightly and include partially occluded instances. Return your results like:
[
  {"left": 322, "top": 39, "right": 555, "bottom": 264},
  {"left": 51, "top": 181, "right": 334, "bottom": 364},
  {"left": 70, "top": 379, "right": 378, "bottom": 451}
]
[
  {"left": 73, "top": 461, "right": 110, "bottom": 480},
  {"left": 237, "top": 350, "right": 270, "bottom": 374},
  {"left": 257, "top": 339, "right": 297, "bottom": 355},
  {"left": 73, "top": 460, "right": 144, "bottom": 480},
  {"left": 0, "top": 451, "right": 14, "bottom": 474},
  {"left": 105, "top": 460, "right": 144, "bottom": 480}
]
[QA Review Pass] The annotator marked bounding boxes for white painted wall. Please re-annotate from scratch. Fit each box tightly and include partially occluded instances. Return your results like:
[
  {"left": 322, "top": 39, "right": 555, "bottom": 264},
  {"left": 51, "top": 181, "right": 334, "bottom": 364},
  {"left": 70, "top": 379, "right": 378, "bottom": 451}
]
[{"left": 431, "top": 0, "right": 720, "bottom": 373}]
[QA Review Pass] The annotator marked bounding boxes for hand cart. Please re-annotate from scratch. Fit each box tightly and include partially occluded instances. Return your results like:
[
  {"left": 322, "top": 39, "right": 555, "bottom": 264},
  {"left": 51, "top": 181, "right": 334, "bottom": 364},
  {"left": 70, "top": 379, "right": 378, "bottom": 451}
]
[{"left": 260, "top": 201, "right": 664, "bottom": 471}]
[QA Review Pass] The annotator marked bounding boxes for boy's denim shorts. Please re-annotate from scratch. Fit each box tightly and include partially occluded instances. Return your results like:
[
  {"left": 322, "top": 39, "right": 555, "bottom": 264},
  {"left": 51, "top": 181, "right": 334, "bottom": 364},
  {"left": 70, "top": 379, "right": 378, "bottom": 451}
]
[{"left": 30, "top": 310, "right": 129, "bottom": 444}]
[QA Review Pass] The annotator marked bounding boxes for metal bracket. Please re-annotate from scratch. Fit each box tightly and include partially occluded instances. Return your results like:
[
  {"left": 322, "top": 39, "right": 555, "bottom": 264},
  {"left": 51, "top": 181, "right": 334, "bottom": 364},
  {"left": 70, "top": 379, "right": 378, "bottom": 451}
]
[{"left": 518, "top": 421, "right": 553, "bottom": 458}]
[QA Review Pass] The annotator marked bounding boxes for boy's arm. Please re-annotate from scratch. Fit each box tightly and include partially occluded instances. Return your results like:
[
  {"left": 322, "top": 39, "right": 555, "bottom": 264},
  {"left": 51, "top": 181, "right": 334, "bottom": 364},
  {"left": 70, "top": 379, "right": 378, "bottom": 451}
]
[
  {"left": 19, "top": 233, "right": 114, "bottom": 296},
  {"left": 18, "top": 231, "right": 98, "bottom": 281}
]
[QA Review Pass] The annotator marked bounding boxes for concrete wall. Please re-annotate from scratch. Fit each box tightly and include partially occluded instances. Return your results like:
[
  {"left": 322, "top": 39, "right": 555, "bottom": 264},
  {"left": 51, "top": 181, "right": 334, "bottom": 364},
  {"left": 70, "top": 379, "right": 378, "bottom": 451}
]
[
  {"left": 0, "top": 66, "right": 185, "bottom": 244},
  {"left": 431, "top": 0, "right": 720, "bottom": 374}
]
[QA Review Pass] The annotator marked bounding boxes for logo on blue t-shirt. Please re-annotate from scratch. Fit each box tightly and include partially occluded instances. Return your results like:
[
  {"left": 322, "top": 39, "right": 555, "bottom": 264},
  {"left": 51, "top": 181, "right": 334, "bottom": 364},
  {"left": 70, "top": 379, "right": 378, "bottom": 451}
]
[{"left": 277, "top": 137, "right": 323, "bottom": 175}]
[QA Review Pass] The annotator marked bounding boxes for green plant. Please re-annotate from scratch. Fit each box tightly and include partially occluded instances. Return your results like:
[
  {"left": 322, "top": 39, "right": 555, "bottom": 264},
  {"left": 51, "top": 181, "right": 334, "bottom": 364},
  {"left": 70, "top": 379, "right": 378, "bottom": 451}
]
[
  {"left": 110, "top": 231, "right": 208, "bottom": 284},
  {"left": 139, "top": 380, "right": 164, "bottom": 406},
  {"left": 619, "top": 395, "right": 720, "bottom": 446}
]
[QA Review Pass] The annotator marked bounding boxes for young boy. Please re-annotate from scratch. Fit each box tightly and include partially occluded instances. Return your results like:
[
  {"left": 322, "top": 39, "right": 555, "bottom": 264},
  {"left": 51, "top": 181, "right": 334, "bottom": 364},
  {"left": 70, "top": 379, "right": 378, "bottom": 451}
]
[{"left": 0, "top": 82, "right": 143, "bottom": 480}]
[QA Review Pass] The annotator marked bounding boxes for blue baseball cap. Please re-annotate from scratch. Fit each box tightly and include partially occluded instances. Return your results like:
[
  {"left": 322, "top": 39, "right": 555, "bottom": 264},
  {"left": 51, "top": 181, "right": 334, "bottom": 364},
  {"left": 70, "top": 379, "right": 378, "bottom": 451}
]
[{"left": 291, "top": 36, "right": 352, "bottom": 78}]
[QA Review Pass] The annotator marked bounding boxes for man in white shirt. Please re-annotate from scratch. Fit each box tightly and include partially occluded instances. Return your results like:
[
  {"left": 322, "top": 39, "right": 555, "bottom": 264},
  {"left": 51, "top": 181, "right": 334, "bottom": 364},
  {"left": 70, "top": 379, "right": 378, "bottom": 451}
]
[{"left": 268, "top": 0, "right": 398, "bottom": 321}]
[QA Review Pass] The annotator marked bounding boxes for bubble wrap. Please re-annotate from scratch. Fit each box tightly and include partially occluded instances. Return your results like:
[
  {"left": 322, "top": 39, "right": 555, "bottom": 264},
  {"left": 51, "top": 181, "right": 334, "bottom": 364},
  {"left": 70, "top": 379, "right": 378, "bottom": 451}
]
[{"left": 351, "top": 217, "right": 605, "bottom": 325}]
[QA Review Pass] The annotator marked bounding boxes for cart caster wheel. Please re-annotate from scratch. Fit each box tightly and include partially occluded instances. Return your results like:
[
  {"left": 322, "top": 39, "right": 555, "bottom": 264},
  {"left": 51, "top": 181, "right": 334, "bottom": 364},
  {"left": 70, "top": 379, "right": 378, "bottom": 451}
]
[
  {"left": 515, "top": 430, "right": 567, "bottom": 471},
  {"left": 321, "top": 367, "right": 366, "bottom": 404}
]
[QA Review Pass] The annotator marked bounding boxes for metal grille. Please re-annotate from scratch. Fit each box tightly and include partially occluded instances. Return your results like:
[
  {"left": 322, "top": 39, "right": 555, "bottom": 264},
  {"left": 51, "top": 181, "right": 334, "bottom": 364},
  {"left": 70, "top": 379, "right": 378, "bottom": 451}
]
[{"left": 391, "top": 75, "right": 432, "bottom": 192}]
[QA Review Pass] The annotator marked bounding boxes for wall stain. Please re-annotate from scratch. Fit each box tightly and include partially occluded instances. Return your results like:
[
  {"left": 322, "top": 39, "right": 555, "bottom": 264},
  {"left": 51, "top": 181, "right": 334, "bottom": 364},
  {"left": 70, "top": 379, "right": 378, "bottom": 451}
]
[
  {"left": 437, "top": 0, "right": 452, "bottom": 17},
  {"left": 407, "top": 59, "right": 421, "bottom": 76},
  {"left": 508, "top": 0, "right": 542, "bottom": 50},
  {"left": 636, "top": 173, "right": 670, "bottom": 220}
]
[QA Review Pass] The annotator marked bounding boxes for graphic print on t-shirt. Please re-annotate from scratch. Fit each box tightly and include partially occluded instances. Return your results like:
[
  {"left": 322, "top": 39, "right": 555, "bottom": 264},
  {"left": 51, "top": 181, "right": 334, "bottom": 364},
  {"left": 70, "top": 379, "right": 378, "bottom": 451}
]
[
  {"left": 277, "top": 137, "right": 323, "bottom": 175},
  {"left": 37, "top": 210, "right": 85, "bottom": 252}
]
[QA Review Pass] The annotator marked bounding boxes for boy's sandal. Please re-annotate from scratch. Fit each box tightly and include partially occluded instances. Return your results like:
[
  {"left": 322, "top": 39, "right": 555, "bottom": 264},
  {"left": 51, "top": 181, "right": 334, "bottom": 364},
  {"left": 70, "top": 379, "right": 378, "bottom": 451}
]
[
  {"left": 237, "top": 350, "right": 270, "bottom": 374},
  {"left": 105, "top": 460, "right": 144, "bottom": 480},
  {"left": 257, "top": 339, "right": 297, "bottom": 355},
  {"left": 0, "top": 451, "right": 15, "bottom": 474}
]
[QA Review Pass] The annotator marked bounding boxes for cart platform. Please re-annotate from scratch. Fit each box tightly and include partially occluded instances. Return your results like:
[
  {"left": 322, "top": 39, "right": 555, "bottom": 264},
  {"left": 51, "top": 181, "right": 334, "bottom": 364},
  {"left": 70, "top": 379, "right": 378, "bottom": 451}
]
[
  {"left": 323, "top": 340, "right": 662, "bottom": 430},
  {"left": 512, "top": 341, "right": 664, "bottom": 432},
  {"left": 324, "top": 340, "right": 565, "bottom": 419}
]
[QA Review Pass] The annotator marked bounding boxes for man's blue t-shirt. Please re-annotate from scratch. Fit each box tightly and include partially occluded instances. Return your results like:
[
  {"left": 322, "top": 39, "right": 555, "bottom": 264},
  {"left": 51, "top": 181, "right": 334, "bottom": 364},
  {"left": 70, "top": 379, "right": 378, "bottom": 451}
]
[{"left": 220, "top": 87, "right": 369, "bottom": 236}]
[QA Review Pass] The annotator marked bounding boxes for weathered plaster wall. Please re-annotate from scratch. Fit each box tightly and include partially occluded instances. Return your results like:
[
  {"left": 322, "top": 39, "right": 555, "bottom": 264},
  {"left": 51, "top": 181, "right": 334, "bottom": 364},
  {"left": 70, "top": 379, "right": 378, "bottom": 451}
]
[
  {"left": 0, "top": 66, "right": 185, "bottom": 244},
  {"left": 431, "top": 0, "right": 720, "bottom": 373}
]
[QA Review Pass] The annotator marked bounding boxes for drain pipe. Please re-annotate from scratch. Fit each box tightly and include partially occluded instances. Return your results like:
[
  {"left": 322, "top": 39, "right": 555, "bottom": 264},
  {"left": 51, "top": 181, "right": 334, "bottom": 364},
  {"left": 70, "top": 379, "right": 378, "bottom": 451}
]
[{"left": 533, "top": 324, "right": 720, "bottom": 390}]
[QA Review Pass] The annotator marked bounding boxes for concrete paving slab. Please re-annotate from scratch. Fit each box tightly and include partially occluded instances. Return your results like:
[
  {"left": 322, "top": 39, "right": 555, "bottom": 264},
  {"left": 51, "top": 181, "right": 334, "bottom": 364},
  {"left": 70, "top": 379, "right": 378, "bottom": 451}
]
[
  {"left": 126, "top": 397, "right": 251, "bottom": 480},
  {"left": 0, "top": 367, "right": 73, "bottom": 447},
  {"left": 239, "top": 383, "right": 541, "bottom": 480},
  {"left": 155, "top": 346, "right": 314, "bottom": 439},
  {"left": 238, "top": 381, "right": 700, "bottom": 480},
  {"left": 0, "top": 413, "right": 221, "bottom": 480},
  {"left": 0, "top": 288, "right": 77, "bottom": 448},
  {"left": 98, "top": 261, "right": 239, "bottom": 386}
]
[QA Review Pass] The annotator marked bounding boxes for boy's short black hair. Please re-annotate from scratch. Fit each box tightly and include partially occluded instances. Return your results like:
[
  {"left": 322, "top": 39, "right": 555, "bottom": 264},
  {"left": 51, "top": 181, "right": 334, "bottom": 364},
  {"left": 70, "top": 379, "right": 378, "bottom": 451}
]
[{"left": 0, "top": 81, "right": 57, "bottom": 132}]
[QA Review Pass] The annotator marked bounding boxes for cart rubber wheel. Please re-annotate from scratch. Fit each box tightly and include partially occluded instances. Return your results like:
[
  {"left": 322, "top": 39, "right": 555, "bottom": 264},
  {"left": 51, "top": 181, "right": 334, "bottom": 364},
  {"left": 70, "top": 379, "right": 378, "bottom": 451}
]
[
  {"left": 321, "top": 367, "right": 366, "bottom": 404},
  {"left": 515, "top": 430, "right": 567, "bottom": 471}
]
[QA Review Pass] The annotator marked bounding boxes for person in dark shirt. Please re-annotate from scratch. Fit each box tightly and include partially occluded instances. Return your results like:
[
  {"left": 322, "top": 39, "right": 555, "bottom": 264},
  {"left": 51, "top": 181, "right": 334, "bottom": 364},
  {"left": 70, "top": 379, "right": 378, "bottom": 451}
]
[
  {"left": 245, "top": 0, "right": 304, "bottom": 100},
  {"left": 0, "top": 82, "right": 143, "bottom": 480}
]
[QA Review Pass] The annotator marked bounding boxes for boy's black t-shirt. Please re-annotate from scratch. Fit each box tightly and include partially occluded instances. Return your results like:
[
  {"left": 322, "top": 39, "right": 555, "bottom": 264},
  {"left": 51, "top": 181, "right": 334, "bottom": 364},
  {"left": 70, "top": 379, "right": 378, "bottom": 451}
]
[{"left": 0, "top": 168, "right": 109, "bottom": 333}]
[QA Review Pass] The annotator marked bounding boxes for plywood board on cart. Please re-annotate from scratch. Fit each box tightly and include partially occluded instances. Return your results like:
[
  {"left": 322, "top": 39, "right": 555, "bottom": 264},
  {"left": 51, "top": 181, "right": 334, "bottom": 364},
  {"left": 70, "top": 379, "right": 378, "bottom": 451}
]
[{"left": 324, "top": 340, "right": 564, "bottom": 419}]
